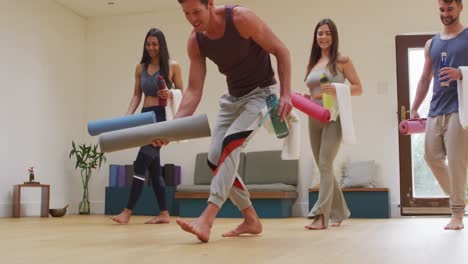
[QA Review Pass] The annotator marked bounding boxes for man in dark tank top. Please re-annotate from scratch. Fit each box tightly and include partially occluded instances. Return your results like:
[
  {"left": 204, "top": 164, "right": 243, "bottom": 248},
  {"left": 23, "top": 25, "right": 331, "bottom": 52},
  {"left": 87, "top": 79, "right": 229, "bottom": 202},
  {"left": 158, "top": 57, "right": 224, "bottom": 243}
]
[
  {"left": 167, "top": 0, "right": 293, "bottom": 242},
  {"left": 411, "top": 0, "right": 468, "bottom": 230}
]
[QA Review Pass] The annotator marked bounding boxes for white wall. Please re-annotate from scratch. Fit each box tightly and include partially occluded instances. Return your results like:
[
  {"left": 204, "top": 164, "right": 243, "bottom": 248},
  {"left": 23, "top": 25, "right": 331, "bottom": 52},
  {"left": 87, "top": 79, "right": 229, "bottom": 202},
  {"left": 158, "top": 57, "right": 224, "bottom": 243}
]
[{"left": 0, "top": 0, "right": 87, "bottom": 216}]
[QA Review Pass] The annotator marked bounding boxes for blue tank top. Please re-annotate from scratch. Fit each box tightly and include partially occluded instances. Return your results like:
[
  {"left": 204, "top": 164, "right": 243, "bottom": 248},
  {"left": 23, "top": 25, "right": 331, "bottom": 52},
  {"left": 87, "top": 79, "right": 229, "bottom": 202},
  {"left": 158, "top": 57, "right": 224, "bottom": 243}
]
[
  {"left": 140, "top": 64, "right": 173, "bottom": 97},
  {"left": 428, "top": 28, "right": 468, "bottom": 117}
]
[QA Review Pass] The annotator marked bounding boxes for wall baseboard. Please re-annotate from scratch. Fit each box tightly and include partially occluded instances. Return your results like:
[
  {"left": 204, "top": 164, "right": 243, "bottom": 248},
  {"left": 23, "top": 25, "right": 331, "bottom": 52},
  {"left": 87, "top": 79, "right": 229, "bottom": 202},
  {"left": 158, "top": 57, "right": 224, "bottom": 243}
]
[{"left": 0, "top": 201, "right": 106, "bottom": 218}]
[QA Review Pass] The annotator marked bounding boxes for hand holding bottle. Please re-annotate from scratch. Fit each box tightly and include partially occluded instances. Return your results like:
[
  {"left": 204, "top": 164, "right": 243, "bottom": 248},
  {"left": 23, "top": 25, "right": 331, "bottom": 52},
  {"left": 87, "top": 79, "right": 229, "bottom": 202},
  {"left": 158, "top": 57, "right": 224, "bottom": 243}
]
[
  {"left": 320, "top": 73, "right": 335, "bottom": 110},
  {"left": 157, "top": 76, "right": 168, "bottom": 107},
  {"left": 266, "top": 94, "right": 289, "bottom": 139}
]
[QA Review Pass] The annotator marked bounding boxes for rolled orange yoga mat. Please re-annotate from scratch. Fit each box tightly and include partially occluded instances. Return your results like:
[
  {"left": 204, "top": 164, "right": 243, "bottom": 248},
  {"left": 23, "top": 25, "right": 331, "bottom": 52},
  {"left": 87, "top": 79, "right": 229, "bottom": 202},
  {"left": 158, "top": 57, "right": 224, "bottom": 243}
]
[
  {"left": 291, "top": 93, "right": 330, "bottom": 123},
  {"left": 399, "top": 118, "right": 427, "bottom": 135}
]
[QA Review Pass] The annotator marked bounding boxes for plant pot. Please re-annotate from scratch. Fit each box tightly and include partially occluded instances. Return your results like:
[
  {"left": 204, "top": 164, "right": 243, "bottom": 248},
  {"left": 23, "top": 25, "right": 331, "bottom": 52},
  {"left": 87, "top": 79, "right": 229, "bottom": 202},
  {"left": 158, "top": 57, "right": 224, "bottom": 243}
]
[{"left": 79, "top": 187, "right": 90, "bottom": 215}]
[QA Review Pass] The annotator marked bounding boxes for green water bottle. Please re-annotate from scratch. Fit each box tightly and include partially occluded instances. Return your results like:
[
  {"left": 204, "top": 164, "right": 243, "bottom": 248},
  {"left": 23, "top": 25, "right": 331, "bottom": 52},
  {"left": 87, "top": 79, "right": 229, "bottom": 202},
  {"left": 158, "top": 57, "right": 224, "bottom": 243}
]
[
  {"left": 320, "top": 73, "right": 334, "bottom": 110},
  {"left": 266, "top": 94, "right": 289, "bottom": 139}
]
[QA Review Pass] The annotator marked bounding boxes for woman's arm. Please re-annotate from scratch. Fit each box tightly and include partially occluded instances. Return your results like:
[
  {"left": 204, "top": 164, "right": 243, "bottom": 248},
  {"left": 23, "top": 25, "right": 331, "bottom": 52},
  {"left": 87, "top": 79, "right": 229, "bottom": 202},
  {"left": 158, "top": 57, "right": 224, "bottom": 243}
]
[
  {"left": 341, "top": 57, "right": 363, "bottom": 96},
  {"left": 169, "top": 60, "right": 184, "bottom": 98},
  {"left": 125, "top": 64, "right": 143, "bottom": 115}
]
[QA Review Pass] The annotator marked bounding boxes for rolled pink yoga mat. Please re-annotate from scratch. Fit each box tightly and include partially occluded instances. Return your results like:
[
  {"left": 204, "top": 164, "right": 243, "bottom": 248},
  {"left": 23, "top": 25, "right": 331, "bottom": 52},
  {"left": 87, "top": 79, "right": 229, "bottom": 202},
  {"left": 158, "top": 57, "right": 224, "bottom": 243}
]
[
  {"left": 291, "top": 93, "right": 330, "bottom": 123},
  {"left": 399, "top": 118, "right": 427, "bottom": 135}
]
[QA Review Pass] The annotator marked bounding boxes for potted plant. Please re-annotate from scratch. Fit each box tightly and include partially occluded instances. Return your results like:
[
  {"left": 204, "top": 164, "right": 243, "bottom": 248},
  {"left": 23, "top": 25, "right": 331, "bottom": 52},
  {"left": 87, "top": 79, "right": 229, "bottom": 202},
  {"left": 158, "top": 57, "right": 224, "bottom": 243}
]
[{"left": 69, "top": 141, "right": 106, "bottom": 215}]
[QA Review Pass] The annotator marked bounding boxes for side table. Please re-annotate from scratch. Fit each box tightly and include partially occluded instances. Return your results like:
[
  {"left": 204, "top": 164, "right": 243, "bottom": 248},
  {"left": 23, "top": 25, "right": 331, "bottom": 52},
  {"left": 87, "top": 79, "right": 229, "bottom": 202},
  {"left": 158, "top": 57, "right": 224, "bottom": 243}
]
[{"left": 13, "top": 184, "right": 50, "bottom": 217}]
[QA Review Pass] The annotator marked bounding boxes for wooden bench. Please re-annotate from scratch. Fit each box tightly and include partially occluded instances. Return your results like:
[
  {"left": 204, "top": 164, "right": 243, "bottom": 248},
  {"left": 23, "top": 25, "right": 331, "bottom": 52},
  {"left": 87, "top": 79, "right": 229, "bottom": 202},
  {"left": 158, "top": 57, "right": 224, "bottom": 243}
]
[
  {"left": 176, "top": 151, "right": 299, "bottom": 218},
  {"left": 176, "top": 191, "right": 298, "bottom": 218},
  {"left": 309, "top": 187, "right": 390, "bottom": 218}
]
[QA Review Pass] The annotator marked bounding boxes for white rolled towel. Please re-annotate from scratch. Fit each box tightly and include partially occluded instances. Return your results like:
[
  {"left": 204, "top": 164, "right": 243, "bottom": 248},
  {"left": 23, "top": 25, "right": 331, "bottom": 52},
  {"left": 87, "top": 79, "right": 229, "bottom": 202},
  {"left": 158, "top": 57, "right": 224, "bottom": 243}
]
[
  {"left": 457, "top": 66, "right": 468, "bottom": 129},
  {"left": 333, "top": 83, "right": 356, "bottom": 145}
]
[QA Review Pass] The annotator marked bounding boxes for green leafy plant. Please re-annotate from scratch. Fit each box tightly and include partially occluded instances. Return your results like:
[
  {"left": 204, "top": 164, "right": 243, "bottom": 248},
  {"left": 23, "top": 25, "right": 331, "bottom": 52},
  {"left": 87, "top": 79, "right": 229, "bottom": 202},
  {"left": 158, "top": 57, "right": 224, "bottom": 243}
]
[{"left": 69, "top": 141, "right": 106, "bottom": 214}]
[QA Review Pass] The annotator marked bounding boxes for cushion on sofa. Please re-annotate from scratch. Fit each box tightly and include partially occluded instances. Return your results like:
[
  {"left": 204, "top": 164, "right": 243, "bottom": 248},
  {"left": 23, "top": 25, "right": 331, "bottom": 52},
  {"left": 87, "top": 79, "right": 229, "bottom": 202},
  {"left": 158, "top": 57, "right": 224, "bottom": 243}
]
[
  {"left": 341, "top": 160, "right": 377, "bottom": 188},
  {"left": 177, "top": 185, "right": 211, "bottom": 192},
  {"left": 193, "top": 152, "right": 246, "bottom": 185},
  {"left": 245, "top": 183, "right": 297, "bottom": 192},
  {"left": 243, "top": 151, "right": 298, "bottom": 185}
]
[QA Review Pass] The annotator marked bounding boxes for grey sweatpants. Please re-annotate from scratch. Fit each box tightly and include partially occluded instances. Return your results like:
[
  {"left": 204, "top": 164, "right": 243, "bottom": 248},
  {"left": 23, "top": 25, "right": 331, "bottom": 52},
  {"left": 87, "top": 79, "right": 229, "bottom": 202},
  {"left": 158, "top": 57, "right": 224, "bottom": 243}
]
[
  {"left": 307, "top": 116, "right": 350, "bottom": 226},
  {"left": 425, "top": 113, "right": 468, "bottom": 214},
  {"left": 207, "top": 86, "right": 273, "bottom": 210}
]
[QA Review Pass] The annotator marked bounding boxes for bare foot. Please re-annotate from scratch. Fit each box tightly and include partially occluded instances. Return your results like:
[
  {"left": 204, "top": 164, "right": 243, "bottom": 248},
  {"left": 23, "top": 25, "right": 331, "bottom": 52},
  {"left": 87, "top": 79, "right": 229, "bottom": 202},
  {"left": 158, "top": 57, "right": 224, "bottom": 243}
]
[
  {"left": 222, "top": 218, "right": 263, "bottom": 237},
  {"left": 444, "top": 215, "right": 464, "bottom": 230},
  {"left": 176, "top": 218, "right": 212, "bottom": 242},
  {"left": 110, "top": 208, "right": 132, "bottom": 224},
  {"left": 330, "top": 220, "right": 343, "bottom": 227},
  {"left": 305, "top": 215, "right": 326, "bottom": 230},
  {"left": 145, "top": 215, "right": 171, "bottom": 224},
  {"left": 145, "top": 211, "right": 170, "bottom": 224}
]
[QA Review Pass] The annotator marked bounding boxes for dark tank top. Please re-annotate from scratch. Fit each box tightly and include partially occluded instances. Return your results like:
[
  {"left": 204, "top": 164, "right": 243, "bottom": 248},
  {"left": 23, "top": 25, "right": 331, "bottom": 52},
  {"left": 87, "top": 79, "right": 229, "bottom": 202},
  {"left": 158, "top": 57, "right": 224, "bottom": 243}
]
[{"left": 196, "top": 5, "right": 276, "bottom": 97}]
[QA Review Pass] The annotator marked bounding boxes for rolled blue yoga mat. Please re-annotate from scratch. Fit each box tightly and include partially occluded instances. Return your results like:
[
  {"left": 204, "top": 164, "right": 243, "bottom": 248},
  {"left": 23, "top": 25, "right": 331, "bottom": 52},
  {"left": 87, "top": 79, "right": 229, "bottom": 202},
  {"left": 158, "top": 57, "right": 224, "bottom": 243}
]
[
  {"left": 98, "top": 114, "right": 211, "bottom": 153},
  {"left": 108, "top": 164, "right": 119, "bottom": 187},
  {"left": 87, "top": 112, "right": 157, "bottom": 136}
]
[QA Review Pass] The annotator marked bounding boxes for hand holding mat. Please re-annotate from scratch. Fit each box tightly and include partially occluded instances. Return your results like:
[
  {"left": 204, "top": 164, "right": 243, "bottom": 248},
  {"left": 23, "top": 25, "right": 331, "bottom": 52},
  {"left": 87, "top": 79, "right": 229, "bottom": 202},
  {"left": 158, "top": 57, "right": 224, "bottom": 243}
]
[
  {"left": 88, "top": 112, "right": 156, "bottom": 136},
  {"left": 291, "top": 93, "right": 330, "bottom": 123},
  {"left": 399, "top": 118, "right": 427, "bottom": 135},
  {"left": 98, "top": 114, "right": 211, "bottom": 152}
]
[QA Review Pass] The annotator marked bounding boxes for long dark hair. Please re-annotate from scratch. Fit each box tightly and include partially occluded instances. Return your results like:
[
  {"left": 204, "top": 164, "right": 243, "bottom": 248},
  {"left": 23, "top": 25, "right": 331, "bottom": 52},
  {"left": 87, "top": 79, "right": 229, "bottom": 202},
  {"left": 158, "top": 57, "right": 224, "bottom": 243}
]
[
  {"left": 140, "top": 28, "right": 171, "bottom": 88},
  {"left": 305, "top": 18, "right": 340, "bottom": 79}
]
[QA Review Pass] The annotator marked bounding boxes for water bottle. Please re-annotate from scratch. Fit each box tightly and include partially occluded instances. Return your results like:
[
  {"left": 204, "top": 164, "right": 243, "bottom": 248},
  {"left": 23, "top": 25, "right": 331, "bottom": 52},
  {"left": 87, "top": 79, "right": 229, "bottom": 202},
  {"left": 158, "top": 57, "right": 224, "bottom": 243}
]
[
  {"left": 440, "top": 52, "right": 450, "bottom": 87},
  {"left": 320, "top": 73, "right": 334, "bottom": 110},
  {"left": 265, "top": 94, "right": 289, "bottom": 139},
  {"left": 157, "top": 75, "right": 168, "bottom": 107}
]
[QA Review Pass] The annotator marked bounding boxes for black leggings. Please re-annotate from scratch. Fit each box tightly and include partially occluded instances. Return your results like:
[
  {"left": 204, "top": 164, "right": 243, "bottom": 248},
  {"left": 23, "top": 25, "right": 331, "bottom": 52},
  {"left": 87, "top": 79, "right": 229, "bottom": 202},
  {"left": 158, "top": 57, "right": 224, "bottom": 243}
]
[{"left": 126, "top": 106, "right": 167, "bottom": 212}]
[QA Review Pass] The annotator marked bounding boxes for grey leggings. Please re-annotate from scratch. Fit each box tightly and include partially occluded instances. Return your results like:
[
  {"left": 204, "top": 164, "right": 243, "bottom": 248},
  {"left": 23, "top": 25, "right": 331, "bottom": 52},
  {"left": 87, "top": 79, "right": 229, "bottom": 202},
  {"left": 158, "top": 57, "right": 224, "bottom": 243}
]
[{"left": 307, "top": 116, "right": 350, "bottom": 226}]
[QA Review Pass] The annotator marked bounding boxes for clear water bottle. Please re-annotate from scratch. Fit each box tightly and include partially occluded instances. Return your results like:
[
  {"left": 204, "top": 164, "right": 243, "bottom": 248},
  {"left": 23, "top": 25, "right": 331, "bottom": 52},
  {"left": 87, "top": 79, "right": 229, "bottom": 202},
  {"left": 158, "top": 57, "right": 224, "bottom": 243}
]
[
  {"left": 440, "top": 52, "right": 449, "bottom": 87},
  {"left": 320, "top": 73, "right": 334, "bottom": 110},
  {"left": 157, "top": 75, "right": 168, "bottom": 107},
  {"left": 265, "top": 94, "right": 289, "bottom": 139}
]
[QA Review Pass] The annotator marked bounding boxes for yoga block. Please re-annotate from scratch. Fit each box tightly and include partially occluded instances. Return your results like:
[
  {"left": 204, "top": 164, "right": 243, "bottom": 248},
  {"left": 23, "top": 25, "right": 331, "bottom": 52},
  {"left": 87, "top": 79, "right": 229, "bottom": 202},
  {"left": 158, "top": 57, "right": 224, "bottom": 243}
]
[
  {"left": 105, "top": 186, "right": 178, "bottom": 216},
  {"left": 308, "top": 188, "right": 390, "bottom": 218}
]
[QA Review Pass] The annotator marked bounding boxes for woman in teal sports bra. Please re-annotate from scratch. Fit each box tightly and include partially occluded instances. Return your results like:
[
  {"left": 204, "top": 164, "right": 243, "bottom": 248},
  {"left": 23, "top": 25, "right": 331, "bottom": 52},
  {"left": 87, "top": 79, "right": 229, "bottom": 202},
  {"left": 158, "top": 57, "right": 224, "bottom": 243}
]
[{"left": 111, "top": 28, "right": 184, "bottom": 224}]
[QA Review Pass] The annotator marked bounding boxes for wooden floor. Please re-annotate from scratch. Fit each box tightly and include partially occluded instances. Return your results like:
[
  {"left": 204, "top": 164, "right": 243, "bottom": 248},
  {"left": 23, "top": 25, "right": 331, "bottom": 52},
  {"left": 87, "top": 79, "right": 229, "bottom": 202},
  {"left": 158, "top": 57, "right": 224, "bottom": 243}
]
[{"left": 1, "top": 215, "right": 467, "bottom": 264}]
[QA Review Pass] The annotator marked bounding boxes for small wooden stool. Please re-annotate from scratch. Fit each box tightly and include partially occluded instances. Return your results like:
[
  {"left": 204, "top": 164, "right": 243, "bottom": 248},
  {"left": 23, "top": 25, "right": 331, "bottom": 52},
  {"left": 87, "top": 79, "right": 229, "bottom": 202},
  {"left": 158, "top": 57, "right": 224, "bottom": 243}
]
[{"left": 13, "top": 184, "right": 50, "bottom": 217}]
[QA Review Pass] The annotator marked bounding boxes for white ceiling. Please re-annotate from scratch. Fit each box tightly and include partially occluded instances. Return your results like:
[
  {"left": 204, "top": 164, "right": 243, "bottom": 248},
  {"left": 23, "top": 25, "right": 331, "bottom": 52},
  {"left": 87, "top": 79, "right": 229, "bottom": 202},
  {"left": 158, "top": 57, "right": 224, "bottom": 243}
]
[
  {"left": 54, "top": 0, "right": 180, "bottom": 17},
  {"left": 54, "top": 0, "right": 231, "bottom": 18}
]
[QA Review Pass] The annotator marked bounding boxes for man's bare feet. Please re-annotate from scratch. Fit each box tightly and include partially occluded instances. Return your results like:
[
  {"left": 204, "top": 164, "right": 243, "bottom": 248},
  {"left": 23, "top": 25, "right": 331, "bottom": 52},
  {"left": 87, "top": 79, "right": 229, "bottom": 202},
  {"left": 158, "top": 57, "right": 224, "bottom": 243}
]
[
  {"left": 111, "top": 208, "right": 132, "bottom": 224},
  {"left": 444, "top": 214, "right": 464, "bottom": 230},
  {"left": 176, "top": 218, "right": 212, "bottom": 242},
  {"left": 145, "top": 211, "right": 171, "bottom": 224},
  {"left": 305, "top": 215, "right": 326, "bottom": 230},
  {"left": 222, "top": 218, "right": 263, "bottom": 237}
]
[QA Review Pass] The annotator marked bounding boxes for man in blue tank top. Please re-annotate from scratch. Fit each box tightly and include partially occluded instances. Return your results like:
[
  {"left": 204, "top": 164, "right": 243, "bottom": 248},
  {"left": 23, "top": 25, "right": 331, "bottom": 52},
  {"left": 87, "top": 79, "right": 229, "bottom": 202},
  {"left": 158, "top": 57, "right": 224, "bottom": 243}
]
[
  {"left": 160, "top": 0, "right": 293, "bottom": 242},
  {"left": 411, "top": 0, "right": 467, "bottom": 230}
]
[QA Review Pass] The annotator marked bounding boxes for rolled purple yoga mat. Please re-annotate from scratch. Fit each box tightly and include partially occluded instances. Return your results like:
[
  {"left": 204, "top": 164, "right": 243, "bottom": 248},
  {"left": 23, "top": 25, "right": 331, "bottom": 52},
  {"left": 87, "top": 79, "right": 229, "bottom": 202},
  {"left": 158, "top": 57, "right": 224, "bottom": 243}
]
[
  {"left": 117, "top": 165, "right": 127, "bottom": 187},
  {"left": 399, "top": 118, "right": 427, "bottom": 135},
  {"left": 291, "top": 93, "right": 330, "bottom": 123}
]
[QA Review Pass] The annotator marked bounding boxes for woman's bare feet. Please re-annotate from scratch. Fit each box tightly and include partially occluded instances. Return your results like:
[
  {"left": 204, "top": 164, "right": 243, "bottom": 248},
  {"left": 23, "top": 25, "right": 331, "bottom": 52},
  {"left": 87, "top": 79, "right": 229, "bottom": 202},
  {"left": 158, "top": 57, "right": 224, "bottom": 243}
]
[
  {"left": 305, "top": 215, "right": 326, "bottom": 230},
  {"left": 222, "top": 217, "right": 263, "bottom": 237},
  {"left": 330, "top": 220, "right": 343, "bottom": 227},
  {"left": 145, "top": 211, "right": 171, "bottom": 224},
  {"left": 176, "top": 218, "right": 212, "bottom": 242},
  {"left": 444, "top": 214, "right": 464, "bottom": 230},
  {"left": 111, "top": 208, "right": 132, "bottom": 224}
]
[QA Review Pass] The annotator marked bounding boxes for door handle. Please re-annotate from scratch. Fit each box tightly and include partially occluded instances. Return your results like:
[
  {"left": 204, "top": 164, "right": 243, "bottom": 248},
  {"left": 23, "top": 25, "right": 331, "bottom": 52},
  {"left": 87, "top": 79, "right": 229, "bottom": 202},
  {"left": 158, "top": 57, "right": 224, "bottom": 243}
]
[{"left": 400, "top": 105, "right": 410, "bottom": 121}]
